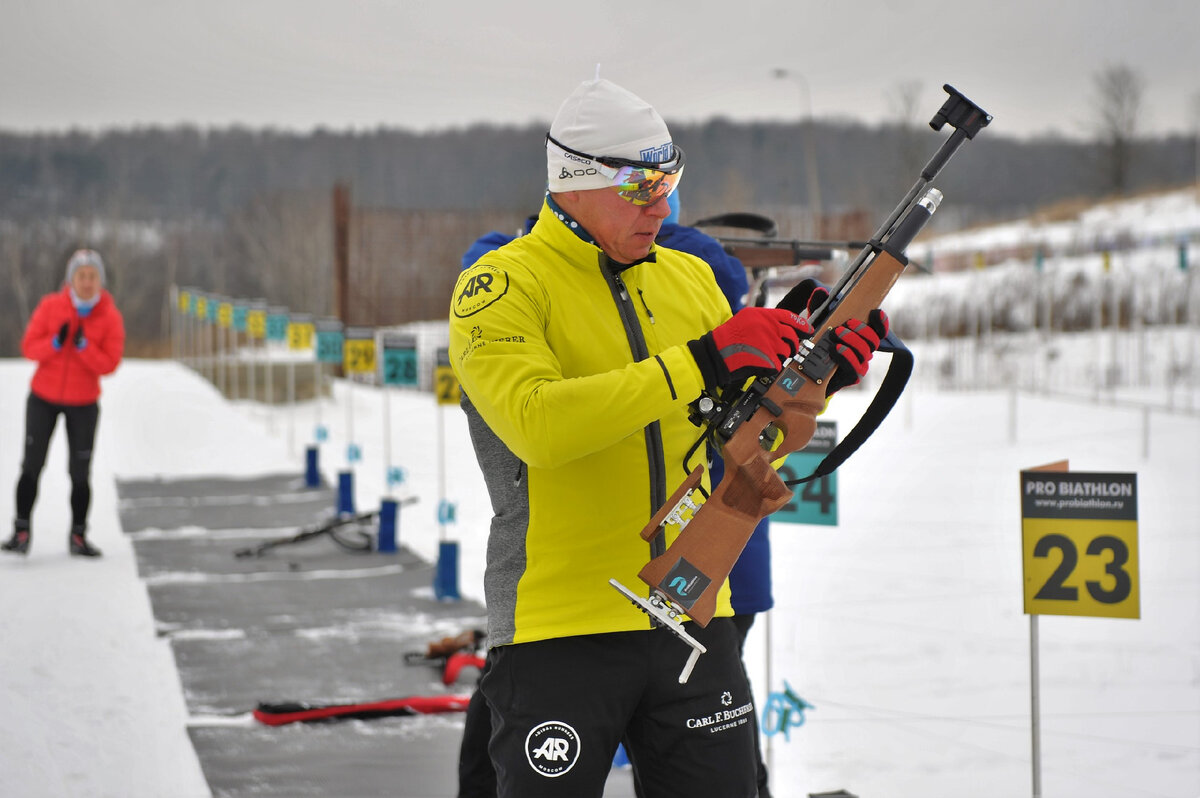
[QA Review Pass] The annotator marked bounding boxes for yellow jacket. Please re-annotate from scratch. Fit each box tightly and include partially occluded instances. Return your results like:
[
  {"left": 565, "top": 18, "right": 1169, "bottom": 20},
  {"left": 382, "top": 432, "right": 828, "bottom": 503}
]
[{"left": 449, "top": 199, "right": 734, "bottom": 646}]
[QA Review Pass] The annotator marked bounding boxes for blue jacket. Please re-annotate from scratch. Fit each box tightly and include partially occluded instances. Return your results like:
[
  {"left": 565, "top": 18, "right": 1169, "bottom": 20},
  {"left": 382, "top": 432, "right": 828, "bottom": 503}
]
[{"left": 656, "top": 223, "right": 772, "bottom": 614}]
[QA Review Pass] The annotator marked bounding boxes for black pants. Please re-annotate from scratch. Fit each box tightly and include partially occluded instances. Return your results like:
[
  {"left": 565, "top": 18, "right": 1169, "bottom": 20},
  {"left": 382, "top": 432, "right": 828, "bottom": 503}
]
[
  {"left": 457, "top": 657, "right": 497, "bottom": 798},
  {"left": 458, "top": 656, "right": 645, "bottom": 798},
  {"left": 458, "top": 619, "right": 772, "bottom": 798},
  {"left": 731, "top": 612, "right": 772, "bottom": 798},
  {"left": 480, "top": 619, "right": 757, "bottom": 798},
  {"left": 15, "top": 393, "right": 99, "bottom": 528}
]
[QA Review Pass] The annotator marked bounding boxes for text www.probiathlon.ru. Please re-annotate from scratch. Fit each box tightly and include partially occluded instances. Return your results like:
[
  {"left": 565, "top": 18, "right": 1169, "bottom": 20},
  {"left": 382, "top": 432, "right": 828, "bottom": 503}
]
[{"left": 1033, "top": 497, "right": 1126, "bottom": 511}]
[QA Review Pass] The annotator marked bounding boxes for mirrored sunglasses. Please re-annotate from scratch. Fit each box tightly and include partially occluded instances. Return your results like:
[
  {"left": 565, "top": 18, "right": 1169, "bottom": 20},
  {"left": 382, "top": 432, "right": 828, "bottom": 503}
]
[{"left": 547, "top": 134, "right": 685, "bottom": 206}]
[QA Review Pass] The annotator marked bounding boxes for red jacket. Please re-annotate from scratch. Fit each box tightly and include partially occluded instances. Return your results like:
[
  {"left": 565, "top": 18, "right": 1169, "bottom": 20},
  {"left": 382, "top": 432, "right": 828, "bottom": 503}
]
[{"left": 22, "top": 285, "right": 125, "bottom": 406}]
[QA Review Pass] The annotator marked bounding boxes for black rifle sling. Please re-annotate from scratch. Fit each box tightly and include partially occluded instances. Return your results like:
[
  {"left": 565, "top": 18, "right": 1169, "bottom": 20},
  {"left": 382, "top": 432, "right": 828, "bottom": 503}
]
[{"left": 784, "top": 332, "right": 912, "bottom": 486}]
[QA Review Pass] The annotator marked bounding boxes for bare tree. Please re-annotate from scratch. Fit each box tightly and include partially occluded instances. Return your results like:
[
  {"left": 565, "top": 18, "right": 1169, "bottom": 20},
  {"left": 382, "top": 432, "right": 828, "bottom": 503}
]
[
  {"left": 1091, "top": 63, "right": 1145, "bottom": 195},
  {"left": 228, "top": 190, "right": 333, "bottom": 316},
  {"left": 888, "top": 80, "right": 927, "bottom": 186}
]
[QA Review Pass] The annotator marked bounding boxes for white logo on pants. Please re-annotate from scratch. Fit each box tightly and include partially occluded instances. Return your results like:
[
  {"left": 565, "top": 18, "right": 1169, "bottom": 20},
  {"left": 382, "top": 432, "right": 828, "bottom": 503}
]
[{"left": 525, "top": 721, "right": 581, "bottom": 777}]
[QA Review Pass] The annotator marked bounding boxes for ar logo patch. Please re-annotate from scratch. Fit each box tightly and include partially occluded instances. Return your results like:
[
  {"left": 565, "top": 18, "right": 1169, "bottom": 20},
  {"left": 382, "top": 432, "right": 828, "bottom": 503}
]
[
  {"left": 453, "top": 264, "right": 509, "bottom": 318},
  {"left": 525, "top": 720, "right": 581, "bottom": 778}
]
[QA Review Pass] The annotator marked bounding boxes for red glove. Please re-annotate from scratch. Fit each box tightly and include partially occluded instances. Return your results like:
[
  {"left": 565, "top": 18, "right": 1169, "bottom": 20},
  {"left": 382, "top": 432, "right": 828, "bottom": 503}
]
[
  {"left": 689, "top": 308, "right": 812, "bottom": 390},
  {"left": 825, "top": 310, "right": 889, "bottom": 393}
]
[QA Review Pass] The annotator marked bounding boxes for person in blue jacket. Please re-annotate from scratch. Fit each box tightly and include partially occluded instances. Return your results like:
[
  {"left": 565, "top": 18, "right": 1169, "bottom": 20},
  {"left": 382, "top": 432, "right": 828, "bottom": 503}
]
[
  {"left": 455, "top": 191, "right": 775, "bottom": 798},
  {"left": 657, "top": 190, "right": 774, "bottom": 797}
]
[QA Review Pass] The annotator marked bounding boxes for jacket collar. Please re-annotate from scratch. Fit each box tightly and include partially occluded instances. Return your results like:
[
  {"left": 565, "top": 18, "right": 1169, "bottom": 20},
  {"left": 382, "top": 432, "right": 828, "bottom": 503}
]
[
  {"left": 60, "top": 283, "right": 110, "bottom": 314},
  {"left": 536, "top": 197, "right": 658, "bottom": 274}
]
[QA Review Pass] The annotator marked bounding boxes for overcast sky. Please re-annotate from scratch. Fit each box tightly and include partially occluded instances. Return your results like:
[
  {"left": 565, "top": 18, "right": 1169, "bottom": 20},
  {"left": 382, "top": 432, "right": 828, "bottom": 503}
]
[{"left": 3, "top": 0, "right": 1198, "bottom": 140}]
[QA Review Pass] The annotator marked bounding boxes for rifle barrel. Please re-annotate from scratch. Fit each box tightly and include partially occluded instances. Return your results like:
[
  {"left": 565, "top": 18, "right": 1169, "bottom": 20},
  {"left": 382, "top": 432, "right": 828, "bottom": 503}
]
[{"left": 814, "top": 110, "right": 981, "bottom": 320}]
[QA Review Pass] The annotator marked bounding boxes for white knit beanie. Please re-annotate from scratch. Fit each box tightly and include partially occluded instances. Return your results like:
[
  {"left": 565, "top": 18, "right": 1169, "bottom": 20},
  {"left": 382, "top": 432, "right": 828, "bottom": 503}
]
[
  {"left": 547, "top": 79, "right": 675, "bottom": 192},
  {"left": 65, "top": 249, "right": 106, "bottom": 286}
]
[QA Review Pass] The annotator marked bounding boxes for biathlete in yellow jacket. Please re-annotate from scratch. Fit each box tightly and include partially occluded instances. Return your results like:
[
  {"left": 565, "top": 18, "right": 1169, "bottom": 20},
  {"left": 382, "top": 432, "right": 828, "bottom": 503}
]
[{"left": 449, "top": 78, "right": 887, "bottom": 798}]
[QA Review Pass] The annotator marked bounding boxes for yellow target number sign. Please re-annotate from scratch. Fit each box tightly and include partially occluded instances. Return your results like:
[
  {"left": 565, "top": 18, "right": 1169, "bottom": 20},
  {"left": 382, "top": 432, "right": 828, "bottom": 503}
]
[
  {"left": 247, "top": 307, "right": 267, "bottom": 340},
  {"left": 288, "top": 315, "right": 315, "bottom": 351},
  {"left": 1020, "top": 470, "right": 1139, "bottom": 619},
  {"left": 435, "top": 347, "right": 461, "bottom": 405},
  {"left": 343, "top": 328, "right": 376, "bottom": 376}
]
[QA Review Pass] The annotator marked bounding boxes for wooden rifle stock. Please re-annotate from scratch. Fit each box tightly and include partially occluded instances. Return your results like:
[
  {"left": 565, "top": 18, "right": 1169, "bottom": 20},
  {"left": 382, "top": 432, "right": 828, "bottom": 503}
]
[
  {"left": 638, "top": 247, "right": 909, "bottom": 625},
  {"left": 630, "top": 85, "right": 991, "bottom": 628}
]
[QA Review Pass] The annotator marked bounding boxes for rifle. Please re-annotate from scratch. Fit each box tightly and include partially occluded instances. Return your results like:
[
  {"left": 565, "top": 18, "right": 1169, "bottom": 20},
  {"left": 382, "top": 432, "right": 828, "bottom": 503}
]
[
  {"left": 612, "top": 84, "right": 991, "bottom": 683},
  {"left": 689, "top": 213, "right": 929, "bottom": 306},
  {"left": 232, "top": 498, "right": 418, "bottom": 558},
  {"left": 690, "top": 210, "right": 861, "bottom": 269}
]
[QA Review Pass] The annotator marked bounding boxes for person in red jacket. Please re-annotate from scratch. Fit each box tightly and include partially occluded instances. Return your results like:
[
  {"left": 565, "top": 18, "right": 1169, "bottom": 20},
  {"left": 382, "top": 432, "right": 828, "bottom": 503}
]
[{"left": 2, "top": 249, "right": 125, "bottom": 557}]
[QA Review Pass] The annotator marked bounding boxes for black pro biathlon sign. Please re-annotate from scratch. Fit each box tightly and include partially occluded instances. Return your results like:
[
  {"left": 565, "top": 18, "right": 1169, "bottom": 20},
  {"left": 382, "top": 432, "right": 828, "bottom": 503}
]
[{"left": 1020, "top": 469, "right": 1139, "bottom": 619}]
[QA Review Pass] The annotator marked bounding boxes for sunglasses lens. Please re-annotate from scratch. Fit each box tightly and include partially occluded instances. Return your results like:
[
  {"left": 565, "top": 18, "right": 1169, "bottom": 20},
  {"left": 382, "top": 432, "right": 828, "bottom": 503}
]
[{"left": 612, "top": 165, "right": 683, "bottom": 206}]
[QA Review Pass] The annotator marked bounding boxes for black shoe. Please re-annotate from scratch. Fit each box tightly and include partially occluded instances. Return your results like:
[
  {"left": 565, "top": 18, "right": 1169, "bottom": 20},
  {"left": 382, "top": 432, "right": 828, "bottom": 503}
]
[
  {"left": 69, "top": 527, "right": 102, "bottom": 558},
  {"left": 1, "top": 521, "right": 31, "bottom": 555}
]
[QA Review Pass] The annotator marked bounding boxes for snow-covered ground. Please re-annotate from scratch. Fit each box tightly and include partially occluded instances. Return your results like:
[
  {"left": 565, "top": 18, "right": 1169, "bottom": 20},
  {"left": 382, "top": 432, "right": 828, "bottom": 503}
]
[
  {"left": 2, "top": 186, "right": 1198, "bottom": 797},
  {"left": 2, "top": 348, "right": 1196, "bottom": 798}
]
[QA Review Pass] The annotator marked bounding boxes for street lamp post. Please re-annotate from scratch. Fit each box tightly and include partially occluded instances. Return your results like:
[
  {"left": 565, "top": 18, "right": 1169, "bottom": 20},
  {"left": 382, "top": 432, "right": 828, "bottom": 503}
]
[
  {"left": 773, "top": 68, "right": 823, "bottom": 236},
  {"left": 1192, "top": 92, "right": 1200, "bottom": 197}
]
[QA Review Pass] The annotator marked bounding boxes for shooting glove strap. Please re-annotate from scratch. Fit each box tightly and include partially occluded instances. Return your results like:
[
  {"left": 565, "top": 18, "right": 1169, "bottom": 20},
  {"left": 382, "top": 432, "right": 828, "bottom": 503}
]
[
  {"left": 787, "top": 330, "right": 913, "bottom": 486},
  {"left": 687, "top": 335, "right": 726, "bottom": 394}
]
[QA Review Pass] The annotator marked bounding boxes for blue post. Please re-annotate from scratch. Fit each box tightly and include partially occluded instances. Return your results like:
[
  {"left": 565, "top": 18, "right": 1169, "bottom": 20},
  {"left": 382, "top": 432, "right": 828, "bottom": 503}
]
[
  {"left": 377, "top": 498, "right": 398, "bottom": 553},
  {"left": 304, "top": 446, "right": 320, "bottom": 488},
  {"left": 337, "top": 470, "right": 355, "bottom": 516},
  {"left": 434, "top": 540, "right": 461, "bottom": 601}
]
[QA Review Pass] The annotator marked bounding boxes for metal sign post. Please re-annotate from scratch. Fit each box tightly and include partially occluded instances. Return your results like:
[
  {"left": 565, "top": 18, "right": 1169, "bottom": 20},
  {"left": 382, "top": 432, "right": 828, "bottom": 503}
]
[
  {"left": 265, "top": 305, "right": 289, "bottom": 431},
  {"left": 170, "top": 285, "right": 181, "bottom": 362},
  {"left": 248, "top": 301, "right": 268, "bottom": 415},
  {"left": 1019, "top": 460, "right": 1140, "bottom": 798},
  {"left": 764, "top": 420, "right": 836, "bottom": 782},
  {"left": 216, "top": 297, "right": 232, "bottom": 396},
  {"left": 287, "top": 313, "right": 314, "bottom": 458},
  {"left": 178, "top": 288, "right": 192, "bottom": 369},
  {"left": 202, "top": 294, "right": 217, "bottom": 385},
  {"left": 194, "top": 294, "right": 208, "bottom": 380},
  {"left": 378, "top": 331, "right": 419, "bottom": 553},
  {"left": 380, "top": 331, "right": 419, "bottom": 491},
  {"left": 340, "top": 326, "right": 376, "bottom": 514},
  {"left": 433, "top": 347, "right": 463, "bottom": 600},
  {"left": 314, "top": 318, "right": 344, "bottom": 493},
  {"left": 434, "top": 347, "right": 462, "bottom": 540}
]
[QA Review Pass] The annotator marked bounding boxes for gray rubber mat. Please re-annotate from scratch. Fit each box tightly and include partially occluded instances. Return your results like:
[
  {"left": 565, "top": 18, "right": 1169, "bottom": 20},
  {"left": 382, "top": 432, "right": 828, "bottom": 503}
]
[
  {"left": 117, "top": 471, "right": 337, "bottom": 532},
  {"left": 116, "top": 472, "right": 636, "bottom": 797}
]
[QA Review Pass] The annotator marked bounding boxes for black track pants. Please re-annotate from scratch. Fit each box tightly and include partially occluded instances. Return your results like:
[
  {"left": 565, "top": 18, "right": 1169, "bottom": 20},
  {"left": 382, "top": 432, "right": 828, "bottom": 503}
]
[
  {"left": 481, "top": 619, "right": 758, "bottom": 798},
  {"left": 731, "top": 612, "right": 772, "bottom": 798},
  {"left": 457, "top": 657, "right": 497, "bottom": 798},
  {"left": 14, "top": 393, "right": 99, "bottom": 528}
]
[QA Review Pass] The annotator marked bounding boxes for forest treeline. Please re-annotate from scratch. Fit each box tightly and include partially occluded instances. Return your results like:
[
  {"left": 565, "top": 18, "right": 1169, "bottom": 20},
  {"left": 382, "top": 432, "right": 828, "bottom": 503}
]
[{"left": 0, "top": 117, "right": 1195, "bottom": 355}]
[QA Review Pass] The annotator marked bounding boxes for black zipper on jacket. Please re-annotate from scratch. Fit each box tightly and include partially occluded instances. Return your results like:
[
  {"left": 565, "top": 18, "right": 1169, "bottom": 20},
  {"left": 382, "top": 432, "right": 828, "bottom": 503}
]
[{"left": 600, "top": 253, "right": 667, "bottom": 559}]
